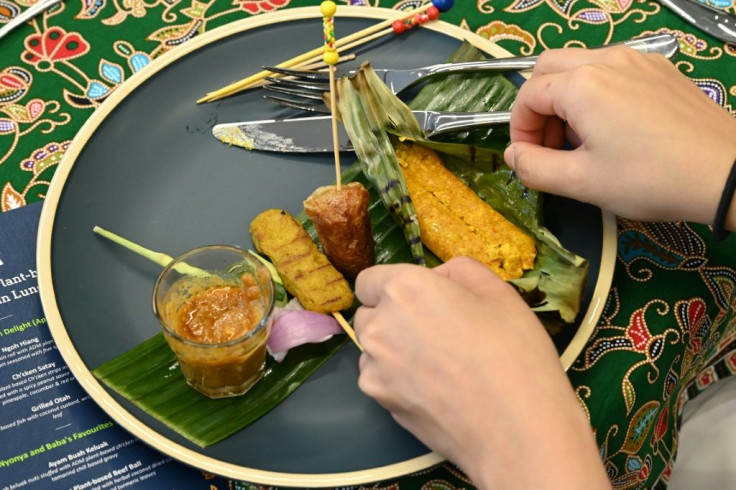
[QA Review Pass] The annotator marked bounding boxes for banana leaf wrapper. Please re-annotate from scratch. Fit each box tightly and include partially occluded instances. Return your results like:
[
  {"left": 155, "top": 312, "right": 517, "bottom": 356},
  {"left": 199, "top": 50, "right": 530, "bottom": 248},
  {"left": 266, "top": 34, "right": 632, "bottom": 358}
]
[
  {"left": 332, "top": 66, "right": 426, "bottom": 265},
  {"left": 334, "top": 41, "right": 588, "bottom": 326},
  {"left": 93, "top": 43, "right": 587, "bottom": 448}
]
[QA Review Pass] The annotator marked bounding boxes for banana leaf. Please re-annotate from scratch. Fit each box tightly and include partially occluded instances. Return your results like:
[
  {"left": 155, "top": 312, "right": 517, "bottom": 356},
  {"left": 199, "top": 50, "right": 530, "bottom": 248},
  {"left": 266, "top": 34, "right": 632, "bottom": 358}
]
[
  {"left": 92, "top": 163, "right": 422, "bottom": 448},
  {"left": 92, "top": 328, "right": 346, "bottom": 448}
]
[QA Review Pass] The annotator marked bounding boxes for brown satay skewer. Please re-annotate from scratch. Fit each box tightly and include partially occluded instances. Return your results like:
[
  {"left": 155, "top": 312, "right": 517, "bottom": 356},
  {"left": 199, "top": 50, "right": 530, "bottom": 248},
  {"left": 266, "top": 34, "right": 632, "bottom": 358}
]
[
  {"left": 303, "top": 2, "right": 375, "bottom": 351},
  {"left": 304, "top": 182, "right": 375, "bottom": 280},
  {"left": 306, "top": 2, "right": 374, "bottom": 280}
]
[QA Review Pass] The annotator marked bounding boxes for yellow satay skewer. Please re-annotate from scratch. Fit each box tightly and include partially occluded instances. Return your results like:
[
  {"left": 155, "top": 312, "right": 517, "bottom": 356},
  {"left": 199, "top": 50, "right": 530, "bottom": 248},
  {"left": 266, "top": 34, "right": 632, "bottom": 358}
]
[{"left": 197, "top": 2, "right": 435, "bottom": 103}]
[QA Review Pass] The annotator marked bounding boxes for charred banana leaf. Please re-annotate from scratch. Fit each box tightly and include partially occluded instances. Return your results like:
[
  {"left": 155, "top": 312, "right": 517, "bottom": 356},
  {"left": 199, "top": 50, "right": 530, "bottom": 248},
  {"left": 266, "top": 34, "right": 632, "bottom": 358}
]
[{"left": 334, "top": 67, "right": 426, "bottom": 265}]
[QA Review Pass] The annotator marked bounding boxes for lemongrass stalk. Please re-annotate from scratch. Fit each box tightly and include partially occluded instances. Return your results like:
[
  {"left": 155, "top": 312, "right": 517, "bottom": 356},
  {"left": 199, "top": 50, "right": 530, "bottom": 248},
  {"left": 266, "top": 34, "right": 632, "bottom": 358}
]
[
  {"left": 92, "top": 226, "right": 208, "bottom": 277},
  {"left": 248, "top": 249, "right": 284, "bottom": 285}
]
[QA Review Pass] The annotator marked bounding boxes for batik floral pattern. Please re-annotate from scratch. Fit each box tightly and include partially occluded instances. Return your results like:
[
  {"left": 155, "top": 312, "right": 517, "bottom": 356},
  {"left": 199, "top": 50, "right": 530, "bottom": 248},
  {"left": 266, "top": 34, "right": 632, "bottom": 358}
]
[{"left": 1, "top": 0, "right": 735, "bottom": 488}]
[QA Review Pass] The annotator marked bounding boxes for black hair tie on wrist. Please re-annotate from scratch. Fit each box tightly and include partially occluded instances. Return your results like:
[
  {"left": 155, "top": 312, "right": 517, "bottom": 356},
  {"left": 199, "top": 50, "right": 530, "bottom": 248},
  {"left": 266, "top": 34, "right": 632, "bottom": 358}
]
[{"left": 713, "top": 159, "right": 736, "bottom": 241}]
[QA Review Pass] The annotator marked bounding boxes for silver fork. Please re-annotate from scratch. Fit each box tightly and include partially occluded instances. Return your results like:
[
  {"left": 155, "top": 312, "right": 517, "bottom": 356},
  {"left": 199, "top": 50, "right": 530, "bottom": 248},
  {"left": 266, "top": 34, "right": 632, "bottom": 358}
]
[{"left": 262, "top": 33, "right": 678, "bottom": 113}]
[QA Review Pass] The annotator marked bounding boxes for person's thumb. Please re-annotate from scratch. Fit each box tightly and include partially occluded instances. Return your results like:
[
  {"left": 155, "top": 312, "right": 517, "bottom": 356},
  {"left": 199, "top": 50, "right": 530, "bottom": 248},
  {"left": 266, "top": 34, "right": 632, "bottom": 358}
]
[
  {"left": 504, "top": 142, "right": 590, "bottom": 200},
  {"left": 433, "top": 256, "right": 513, "bottom": 301}
]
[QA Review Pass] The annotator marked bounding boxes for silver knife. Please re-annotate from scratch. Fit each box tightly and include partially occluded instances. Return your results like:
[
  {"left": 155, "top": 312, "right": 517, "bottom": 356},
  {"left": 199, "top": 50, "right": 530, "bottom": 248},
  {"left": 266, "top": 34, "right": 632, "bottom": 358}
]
[
  {"left": 212, "top": 111, "right": 511, "bottom": 153},
  {"left": 657, "top": 0, "right": 736, "bottom": 43},
  {"left": 0, "top": 0, "right": 62, "bottom": 42}
]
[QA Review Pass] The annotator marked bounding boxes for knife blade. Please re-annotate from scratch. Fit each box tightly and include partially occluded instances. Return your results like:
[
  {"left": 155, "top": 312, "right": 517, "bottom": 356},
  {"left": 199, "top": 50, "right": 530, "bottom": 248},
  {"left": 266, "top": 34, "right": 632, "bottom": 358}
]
[{"left": 212, "top": 110, "right": 512, "bottom": 153}]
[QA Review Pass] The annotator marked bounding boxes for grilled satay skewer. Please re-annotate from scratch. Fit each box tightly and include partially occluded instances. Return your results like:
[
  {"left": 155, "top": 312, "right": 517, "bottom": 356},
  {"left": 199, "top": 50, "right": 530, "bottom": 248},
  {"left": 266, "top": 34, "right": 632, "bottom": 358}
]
[
  {"left": 304, "top": 4, "right": 375, "bottom": 281},
  {"left": 250, "top": 209, "right": 354, "bottom": 314},
  {"left": 304, "top": 182, "right": 375, "bottom": 279}
]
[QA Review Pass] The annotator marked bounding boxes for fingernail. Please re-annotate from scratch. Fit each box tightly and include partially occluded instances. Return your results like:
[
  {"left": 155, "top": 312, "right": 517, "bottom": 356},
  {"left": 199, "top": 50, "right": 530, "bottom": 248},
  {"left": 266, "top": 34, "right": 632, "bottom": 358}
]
[{"left": 504, "top": 145, "right": 516, "bottom": 169}]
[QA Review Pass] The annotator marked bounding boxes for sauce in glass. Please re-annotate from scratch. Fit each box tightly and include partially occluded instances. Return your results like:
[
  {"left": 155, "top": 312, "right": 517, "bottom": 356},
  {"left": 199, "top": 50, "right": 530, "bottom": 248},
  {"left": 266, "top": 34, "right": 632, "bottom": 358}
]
[
  {"left": 154, "top": 246, "right": 274, "bottom": 399},
  {"left": 176, "top": 275, "right": 264, "bottom": 344}
]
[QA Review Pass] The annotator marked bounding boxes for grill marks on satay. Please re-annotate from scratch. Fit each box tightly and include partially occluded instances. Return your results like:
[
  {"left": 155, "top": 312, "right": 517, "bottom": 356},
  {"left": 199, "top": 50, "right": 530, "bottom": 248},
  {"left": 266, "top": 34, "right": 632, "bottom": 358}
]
[
  {"left": 396, "top": 142, "right": 536, "bottom": 281},
  {"left": 303, "top": 182, "right": 375, "bottom": 279},
  {"left": 250, "top": 209, "right": 354, "bottom": 313}
]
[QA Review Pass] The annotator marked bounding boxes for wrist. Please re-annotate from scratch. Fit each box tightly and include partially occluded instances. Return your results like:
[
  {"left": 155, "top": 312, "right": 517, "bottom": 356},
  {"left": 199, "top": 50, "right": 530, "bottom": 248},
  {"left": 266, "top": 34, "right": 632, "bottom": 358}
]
[
  {"left": 461, "top": 381, "right": 610, "bottom": 489},
  {"left": 713, "top": 158, "right": 736, "bottom": 239},
  {"left": 690, "top": 109, "right": 736, "bottom": 232}
]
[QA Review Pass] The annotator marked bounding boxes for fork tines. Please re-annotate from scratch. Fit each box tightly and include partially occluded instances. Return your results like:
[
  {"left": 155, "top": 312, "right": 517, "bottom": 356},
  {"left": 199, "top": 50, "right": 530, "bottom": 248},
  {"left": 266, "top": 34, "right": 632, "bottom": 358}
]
[
  {"left": 263, "top": 76, "right": 330, "bottom": 92},
  {"left": 263, "top": 95, "right": 330, "bottom": 113},
  {"left": 263, "top": 79, "right": 326, "bottom": 101},
  {"left": 263, "top": 66, "right": 332, "bottom": 81}
]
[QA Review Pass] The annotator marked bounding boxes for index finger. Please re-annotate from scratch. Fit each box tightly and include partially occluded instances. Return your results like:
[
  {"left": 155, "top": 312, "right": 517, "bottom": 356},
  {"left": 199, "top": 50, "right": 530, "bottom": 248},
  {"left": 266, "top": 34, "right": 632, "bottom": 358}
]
[
  {"left": 510, "top": 71, "right": 573, "bottom": 146},
  {"left": 434, "top": 256, "right": 510, "bottom": 300},
  {"left": 354, "top": 263, "right": 426, "bottom": 307},
  {"left": 531, "top": 44, "right": 641, "bottom": 77}
]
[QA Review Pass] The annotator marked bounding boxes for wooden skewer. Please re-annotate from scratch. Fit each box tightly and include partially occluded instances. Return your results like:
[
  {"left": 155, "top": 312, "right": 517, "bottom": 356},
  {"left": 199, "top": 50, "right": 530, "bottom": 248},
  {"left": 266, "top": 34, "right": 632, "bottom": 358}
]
[
  {"left": 246, "top": 53, "right": 356, "bottom": 90},
  {"left": 319, "top": 1, "right": 343, "bottom": 190},
  {"left": 197, "top": 2, "right": 435, "bottom": 103},
  {"left": 320, "top": 3, "right": 361, "bottom": 351},
  {"left": 333, "top": 312, "right": 364, "bottom": 351},
  {"left": 340, "top": 26, "right": 393, "bottom": 53},
  {"left": 329, "top": 63, "right": 342, "bottom": 190}
]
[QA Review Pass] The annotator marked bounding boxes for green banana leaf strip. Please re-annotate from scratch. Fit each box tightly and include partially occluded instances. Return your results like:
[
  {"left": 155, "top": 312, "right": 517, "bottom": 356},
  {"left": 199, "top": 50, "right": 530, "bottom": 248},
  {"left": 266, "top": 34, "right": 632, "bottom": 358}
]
[
  {"left": 93, "top": 331, "right": 346, "bottom": 448},
  {"left": 409, "top": 42, "right": 516, "bottom": 150},
  {"left": 92, "top": 164, "right": 427, "bottom": 448}
]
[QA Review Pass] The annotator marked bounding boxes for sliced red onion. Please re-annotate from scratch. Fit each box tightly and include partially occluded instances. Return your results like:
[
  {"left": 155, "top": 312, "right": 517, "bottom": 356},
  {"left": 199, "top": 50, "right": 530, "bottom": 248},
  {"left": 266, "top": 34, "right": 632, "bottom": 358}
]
[{"left": 267, "top": 309, "right": 344, "bottom": 362}]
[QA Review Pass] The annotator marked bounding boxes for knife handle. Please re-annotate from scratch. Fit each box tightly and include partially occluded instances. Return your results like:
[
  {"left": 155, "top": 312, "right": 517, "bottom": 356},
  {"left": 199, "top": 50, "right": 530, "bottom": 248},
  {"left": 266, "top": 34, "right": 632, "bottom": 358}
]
[
  {"left": 656, "top": 0, "right": 736, "bottom": 43},
  {"left": 416, "top": 33, "right": 679, "bottom": 79}
]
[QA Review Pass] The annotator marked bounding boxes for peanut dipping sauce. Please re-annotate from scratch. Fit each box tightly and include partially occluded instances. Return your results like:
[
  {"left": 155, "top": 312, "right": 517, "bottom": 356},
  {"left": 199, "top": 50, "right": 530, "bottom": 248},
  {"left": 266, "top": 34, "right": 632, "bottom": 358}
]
[
  {"left": 153, "top": 246, "right": 274, "bottom": 398},
  {"left": 176, "top": 274, "right": 265, "bottom": 344}
]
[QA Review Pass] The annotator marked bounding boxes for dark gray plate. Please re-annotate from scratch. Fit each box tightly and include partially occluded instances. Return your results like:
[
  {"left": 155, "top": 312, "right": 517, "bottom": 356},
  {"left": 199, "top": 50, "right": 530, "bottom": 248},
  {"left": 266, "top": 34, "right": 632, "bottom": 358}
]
[{"left": 37, "top": 7, "right": 615, "bottom": 486}]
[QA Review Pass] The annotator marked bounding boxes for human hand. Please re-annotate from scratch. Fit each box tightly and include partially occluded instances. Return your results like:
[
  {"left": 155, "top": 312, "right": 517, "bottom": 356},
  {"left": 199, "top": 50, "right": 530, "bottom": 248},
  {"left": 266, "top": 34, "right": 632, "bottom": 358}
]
[
  {"left": 504, "top": 45, "right": 736, "bottom": 230},
  {"left": 353, "top": 257, "right": 609, "bottom": 489}
]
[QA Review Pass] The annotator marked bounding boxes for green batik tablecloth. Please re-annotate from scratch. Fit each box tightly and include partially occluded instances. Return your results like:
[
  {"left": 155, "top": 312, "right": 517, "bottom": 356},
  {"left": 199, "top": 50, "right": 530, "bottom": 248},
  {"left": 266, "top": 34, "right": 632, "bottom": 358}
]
[{"left": 1, "top": 0, "right": 735, "bottom": 488}]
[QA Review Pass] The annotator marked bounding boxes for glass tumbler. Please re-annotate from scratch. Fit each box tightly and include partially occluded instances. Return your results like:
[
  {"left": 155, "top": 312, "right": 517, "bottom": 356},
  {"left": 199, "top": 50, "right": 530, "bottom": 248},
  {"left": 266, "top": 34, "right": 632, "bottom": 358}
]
[{"left": 153, "top": 245, "right": 274, "bottom": 398}]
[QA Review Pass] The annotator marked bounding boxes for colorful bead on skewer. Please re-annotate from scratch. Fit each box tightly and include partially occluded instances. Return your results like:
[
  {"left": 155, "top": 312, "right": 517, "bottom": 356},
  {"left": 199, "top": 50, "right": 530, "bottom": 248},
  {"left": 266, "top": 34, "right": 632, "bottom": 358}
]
[
  {"left": 321, "top": 1, "right": 342, "bottom": 190},
  {"left": 392, "top": 5, "right": 439, "bottom": 34},
  {"left": 431, "top": 0, "right": 455, "bottom": 12},
  {"left": 391, "top": 0, "right": 453, "bottom": 35},
  {"left": 197, "top": 0, "right": 454, "bottom": 102},
  {"left": 321, "top": 1, "right": 339, "bottom": 66}
]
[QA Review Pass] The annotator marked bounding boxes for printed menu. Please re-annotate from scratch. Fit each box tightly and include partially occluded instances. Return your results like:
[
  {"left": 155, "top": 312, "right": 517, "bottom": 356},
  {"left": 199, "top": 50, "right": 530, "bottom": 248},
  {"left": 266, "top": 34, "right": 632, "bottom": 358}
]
[{"left": 0, "top": 203, "right": 229, "bottom": 490}]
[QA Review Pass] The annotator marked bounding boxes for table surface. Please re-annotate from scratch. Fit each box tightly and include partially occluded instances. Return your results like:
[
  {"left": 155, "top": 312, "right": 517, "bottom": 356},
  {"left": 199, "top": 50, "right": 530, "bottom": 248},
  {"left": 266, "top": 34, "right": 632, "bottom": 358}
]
[{"left": 1, "top": 0, "right": 735, "bottom": 488}]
